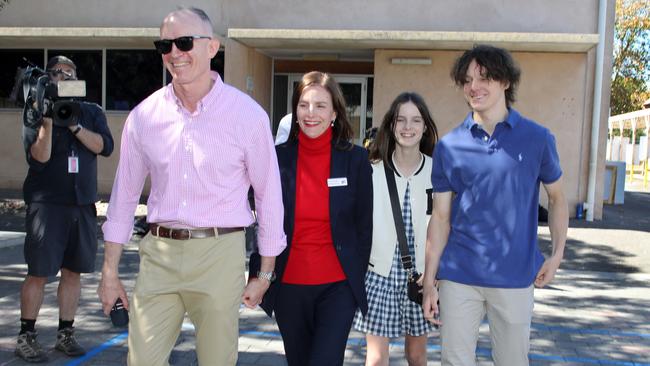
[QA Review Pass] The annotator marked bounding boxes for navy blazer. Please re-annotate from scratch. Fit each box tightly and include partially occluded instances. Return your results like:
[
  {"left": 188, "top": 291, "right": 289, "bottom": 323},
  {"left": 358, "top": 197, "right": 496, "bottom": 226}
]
[{"left": 258, "top": 139, "right": 373, "bottom": 316}]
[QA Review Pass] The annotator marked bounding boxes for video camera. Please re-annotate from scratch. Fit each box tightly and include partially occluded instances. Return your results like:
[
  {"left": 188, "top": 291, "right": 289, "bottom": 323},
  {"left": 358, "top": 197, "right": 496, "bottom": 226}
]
[{"left": 21, "top": 63, "right": 86, "bottom": 129}]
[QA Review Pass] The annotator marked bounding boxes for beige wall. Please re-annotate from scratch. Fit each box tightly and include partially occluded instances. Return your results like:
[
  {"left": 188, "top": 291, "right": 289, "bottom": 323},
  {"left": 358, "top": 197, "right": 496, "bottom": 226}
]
[
  {"left": 1, "top": 0, "right": 599, "bottom": 34},
  {"left": 224, "top": 39, "right": 272, "bottom": 113},
  {"left": 0, "top": 0, "right": 614, "bottom": 219},
  {"left": 374, "top": 49, "right": 598, "bottom": 217},
  {"left": 0, "top": 110, "right": 126, "bottom": 195},
  {"left": 0, "top": 111, "right": 28, "bottom": 190}
]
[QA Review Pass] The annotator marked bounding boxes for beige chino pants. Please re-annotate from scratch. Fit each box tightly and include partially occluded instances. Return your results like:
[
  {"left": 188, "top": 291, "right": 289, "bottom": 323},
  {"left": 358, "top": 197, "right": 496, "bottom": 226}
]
[
  {"left": 438, "top": 280, "right": 534, "bottom": 366},
  {"left": 127, "top": 231, "right": 246, "bottom": 366}
]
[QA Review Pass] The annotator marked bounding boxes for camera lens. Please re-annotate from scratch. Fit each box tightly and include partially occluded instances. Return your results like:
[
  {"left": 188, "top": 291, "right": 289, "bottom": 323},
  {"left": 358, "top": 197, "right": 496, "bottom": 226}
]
[
  {"left": 52, "top": 101, "right": 81, "bottom": 127},
  {"left": 56, "top": 105, "right": 72, "bottom": 120}
]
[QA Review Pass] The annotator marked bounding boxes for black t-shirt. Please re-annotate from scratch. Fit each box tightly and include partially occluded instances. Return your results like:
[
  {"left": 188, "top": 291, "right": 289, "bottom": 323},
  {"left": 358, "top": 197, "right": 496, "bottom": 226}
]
[{"left": 22, "top": 101, "right": 114, "bottom": 205}]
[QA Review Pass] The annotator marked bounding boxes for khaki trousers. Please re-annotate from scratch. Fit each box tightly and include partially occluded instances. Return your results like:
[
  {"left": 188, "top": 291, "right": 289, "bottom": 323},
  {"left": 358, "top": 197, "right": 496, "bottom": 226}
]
[
  {"left": 438, "top": 280, "right": 534, "bottom": 366},
  {"left": 127, "top": 231, "right": 246, "bottom": 366}
]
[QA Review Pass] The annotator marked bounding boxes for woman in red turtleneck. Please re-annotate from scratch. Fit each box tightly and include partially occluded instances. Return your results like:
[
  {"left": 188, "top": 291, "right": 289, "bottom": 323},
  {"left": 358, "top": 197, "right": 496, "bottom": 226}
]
[{"left": 254, "top": 71, "right": 373, "bottom": 366}]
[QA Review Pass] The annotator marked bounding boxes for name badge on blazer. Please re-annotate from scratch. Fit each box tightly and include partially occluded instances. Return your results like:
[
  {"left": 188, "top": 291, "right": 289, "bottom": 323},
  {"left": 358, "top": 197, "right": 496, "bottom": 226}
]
[{"left": 327, "top": 177, "right": 348, "bottom": 187}]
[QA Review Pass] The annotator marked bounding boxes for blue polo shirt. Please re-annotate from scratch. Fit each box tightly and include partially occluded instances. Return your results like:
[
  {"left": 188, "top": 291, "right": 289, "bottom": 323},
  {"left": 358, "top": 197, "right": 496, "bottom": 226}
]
[{"left": 431, "top": 108, "right": 562, "bottom": 288}]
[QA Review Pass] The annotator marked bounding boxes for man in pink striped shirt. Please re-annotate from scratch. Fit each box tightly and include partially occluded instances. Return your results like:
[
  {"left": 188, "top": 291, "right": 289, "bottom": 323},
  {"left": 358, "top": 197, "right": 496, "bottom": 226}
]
[{"left": 97, "top": 7, "right": 286, "bottom": 365}]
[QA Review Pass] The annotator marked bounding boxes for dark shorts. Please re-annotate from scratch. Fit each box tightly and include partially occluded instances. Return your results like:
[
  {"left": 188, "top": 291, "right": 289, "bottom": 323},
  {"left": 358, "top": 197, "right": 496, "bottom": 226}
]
[{"left": 24, "top": 202, "right": 98, "bottom": 277}]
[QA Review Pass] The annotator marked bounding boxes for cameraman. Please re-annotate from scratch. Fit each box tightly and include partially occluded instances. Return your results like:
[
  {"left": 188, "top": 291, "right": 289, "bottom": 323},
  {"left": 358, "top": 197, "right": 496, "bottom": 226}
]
[{"left": 16, "top": 55, "right": 114, "bottom": 363}]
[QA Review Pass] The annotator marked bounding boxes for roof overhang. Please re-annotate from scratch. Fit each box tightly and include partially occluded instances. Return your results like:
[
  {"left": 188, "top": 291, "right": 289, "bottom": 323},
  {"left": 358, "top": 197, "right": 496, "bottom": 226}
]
[
  {"left": 228, "top": 28, "right": 600, "bottom": 58},
  {"left": 0, "top": 27, "right": 599, "bottom": 56},
  {"left": 0, "top": 27, "right": 226, "bottom": 48}
]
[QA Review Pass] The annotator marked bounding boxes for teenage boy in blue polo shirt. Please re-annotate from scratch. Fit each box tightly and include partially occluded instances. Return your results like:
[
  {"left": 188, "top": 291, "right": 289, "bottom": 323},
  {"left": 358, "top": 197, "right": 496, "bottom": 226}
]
[{"left": 422, "top": 44, "right": 568, "bottom": 366}]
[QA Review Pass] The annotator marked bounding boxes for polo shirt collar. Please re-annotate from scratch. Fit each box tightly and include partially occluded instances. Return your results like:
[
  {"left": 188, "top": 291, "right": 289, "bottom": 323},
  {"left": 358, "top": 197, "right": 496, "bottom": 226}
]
[{"left": 462, "top": 107, "right": 521, "bottom": 130}]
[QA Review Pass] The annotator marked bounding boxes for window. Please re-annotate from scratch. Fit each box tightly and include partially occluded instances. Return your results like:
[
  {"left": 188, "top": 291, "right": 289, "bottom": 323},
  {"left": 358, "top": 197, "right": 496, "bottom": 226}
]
[
  {"left": 48, "top": 50, "right": 102, "bottom": 105},
  {"left": 106, "top": 50, "right": 163, "bottom": 110},
  {"left": 272, "top": 74, "right": 289, "bottom": 134},
  {"left": 212, "top": 51, "right": 224, "bottom": 79},
  {"left": 366, "top": 77, "right": 373, "bottom": 134},
  {"left": 0, "top": 49, "right": 44, "bottom": 108}
]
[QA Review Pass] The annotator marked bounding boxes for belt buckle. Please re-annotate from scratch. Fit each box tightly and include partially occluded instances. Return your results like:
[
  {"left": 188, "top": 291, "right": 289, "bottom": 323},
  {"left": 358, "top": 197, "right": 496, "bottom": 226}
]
[
  {"left": 213, "top": 227, "right": 219, "bottom": 238},
  {"left": 187, "top": 229, "right": 192, "bottom": 240},
  {"left": 156, "top": 225, "right": 161, "bottom": 237}
]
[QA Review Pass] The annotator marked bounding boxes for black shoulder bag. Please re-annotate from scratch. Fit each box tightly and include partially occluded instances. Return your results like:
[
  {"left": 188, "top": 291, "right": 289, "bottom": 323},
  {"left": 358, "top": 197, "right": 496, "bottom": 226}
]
[{"left": 384, "top": 163, "right": 423, "bottom": 305}]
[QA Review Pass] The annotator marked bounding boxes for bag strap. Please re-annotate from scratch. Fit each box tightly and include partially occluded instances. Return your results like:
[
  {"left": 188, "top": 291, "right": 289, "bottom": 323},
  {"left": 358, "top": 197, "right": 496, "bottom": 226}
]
[{"left": 384, "top": 162, "right": 414, "bottom": 274}]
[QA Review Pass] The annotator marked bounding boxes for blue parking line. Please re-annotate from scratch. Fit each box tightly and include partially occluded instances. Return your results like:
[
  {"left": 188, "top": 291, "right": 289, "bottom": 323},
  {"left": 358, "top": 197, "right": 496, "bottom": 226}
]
[
  {"left": 65, "top": 328, "right": 650, "bottom": 366},
  {"left": 64, "top": 332, "right": 127, "bottom": 366}
]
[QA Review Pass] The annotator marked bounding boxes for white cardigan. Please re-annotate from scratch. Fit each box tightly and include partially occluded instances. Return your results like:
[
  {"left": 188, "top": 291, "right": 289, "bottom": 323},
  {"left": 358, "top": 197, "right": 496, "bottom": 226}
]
[{"left": 368, "top": 156, "right": 432, "bottom": 277}]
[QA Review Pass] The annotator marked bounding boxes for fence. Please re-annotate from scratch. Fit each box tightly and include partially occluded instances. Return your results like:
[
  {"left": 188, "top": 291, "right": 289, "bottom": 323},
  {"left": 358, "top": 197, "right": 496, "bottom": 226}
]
[{"left": 608, "top": 108, "right": 650, "bottom": 187}]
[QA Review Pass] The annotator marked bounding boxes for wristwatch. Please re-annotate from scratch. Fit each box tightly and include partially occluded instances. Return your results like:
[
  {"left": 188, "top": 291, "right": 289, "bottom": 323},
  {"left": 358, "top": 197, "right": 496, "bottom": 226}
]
[
  {"left": 72, "top": 124, "right": 83, "bottom": 135},
  {"left": 257, "top": 271, "right": 276, "bottom": 283}
]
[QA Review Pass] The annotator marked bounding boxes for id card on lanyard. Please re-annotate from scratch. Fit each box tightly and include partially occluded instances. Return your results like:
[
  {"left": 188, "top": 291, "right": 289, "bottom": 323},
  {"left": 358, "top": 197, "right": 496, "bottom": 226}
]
[{"left": 68, "top": 150, "right": 79, "bottom": 174}]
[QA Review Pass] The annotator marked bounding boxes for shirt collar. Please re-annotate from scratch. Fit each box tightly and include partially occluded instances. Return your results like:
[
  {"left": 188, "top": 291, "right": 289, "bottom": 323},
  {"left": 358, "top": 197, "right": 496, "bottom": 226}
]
[
  {"left": 164, "top": 71, "right": 223, "bottom": 113},
  {"left": 462, "top": 107, "right": 521, "bottom": 130},
  {"left": 389, "top": 152, "right": 425, "bottom": 178}
]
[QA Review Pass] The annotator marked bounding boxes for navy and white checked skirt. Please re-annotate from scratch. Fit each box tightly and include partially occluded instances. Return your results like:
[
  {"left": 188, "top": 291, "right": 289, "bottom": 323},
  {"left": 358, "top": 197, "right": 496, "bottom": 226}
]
[{"left": 353, "top": 182, "right": 433, "bottom": 337}]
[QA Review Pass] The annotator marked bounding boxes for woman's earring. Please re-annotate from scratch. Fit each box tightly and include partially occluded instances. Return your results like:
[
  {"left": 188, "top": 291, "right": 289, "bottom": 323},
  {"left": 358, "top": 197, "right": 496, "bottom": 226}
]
[{"left": 331, "top": 119, "right": 335, "bottom": 126}]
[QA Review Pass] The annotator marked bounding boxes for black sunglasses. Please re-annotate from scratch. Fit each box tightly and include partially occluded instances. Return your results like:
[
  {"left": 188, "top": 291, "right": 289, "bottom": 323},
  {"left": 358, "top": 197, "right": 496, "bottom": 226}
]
[{"left": 153, "top": 35, "right": 211, "bottom": 55}]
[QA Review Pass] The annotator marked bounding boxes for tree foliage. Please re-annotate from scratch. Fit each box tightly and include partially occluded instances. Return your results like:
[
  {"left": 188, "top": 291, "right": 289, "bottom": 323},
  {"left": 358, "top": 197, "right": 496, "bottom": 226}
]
[{"left": 610, "top": 0, "right": 650, "bottom": 115}]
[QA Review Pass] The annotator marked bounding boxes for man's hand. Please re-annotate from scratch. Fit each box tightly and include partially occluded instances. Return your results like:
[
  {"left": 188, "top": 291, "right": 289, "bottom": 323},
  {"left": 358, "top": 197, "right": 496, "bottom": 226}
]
[
  {"left": 97, "top": 271, "right": 129, "bottom": 315},
  {"left": 421, "top": 282, "right": 441, "bottom": 327},
  {"left": 242, "top": 278, "right": 270, "bottom": 309},
  {"left": 97, "top": 242, "right": 127, "bottom": 315},
  {"left": 535, "top": 254, "right": 562, "bottom": 288}
]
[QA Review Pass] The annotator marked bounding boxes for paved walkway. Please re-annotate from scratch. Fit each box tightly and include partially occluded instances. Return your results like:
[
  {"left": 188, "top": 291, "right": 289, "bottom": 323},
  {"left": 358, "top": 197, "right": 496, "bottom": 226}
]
[{"left": 0, "top": 191, "right": 649, "bottom": 365}]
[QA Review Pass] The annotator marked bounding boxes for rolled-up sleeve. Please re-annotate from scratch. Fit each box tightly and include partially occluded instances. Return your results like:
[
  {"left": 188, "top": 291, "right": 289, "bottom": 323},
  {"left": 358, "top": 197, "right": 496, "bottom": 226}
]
[
  {"left": 102, "top": 113, "right": 148, "bottom": 244},
  {"left": 244, "top": 112, "right": 287, "bottom": 257}
]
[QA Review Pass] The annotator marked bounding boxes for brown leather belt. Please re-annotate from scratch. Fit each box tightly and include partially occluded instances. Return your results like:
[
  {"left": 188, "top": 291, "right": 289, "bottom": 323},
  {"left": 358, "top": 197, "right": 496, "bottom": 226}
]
[{"left": 149, "top": 223, "right": 244, "bottom": 240}]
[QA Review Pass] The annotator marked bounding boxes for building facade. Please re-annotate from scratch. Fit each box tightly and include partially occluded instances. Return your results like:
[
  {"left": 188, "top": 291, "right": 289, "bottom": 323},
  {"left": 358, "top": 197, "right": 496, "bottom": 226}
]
[{"left": 0, "top": 0, "right": 615, "bottom": 218}]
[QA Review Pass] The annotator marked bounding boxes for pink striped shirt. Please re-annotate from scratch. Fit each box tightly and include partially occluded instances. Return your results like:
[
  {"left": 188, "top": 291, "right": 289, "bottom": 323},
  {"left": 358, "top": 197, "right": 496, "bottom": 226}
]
[{"left": 102, "top": 72, "right": 287, "bottom": 256}]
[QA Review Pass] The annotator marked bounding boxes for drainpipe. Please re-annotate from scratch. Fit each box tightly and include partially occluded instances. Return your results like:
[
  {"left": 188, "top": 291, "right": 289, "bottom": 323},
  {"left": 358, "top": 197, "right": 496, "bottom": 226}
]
[{"left": 586, "top": 0, "right": 608, "bottom": 221}]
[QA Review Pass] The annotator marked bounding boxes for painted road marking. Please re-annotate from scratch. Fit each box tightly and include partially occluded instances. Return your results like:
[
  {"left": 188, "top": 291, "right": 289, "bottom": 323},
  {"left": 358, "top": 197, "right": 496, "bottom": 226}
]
[{"left": 65, "top": 323, "right": 650, "bottom": 366}]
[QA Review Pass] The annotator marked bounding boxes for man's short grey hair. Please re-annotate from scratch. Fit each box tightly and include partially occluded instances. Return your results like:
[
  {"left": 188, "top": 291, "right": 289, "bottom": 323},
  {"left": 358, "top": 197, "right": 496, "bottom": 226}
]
[{"left": 176, "top": 6, "right": 214, "bottom": 34}]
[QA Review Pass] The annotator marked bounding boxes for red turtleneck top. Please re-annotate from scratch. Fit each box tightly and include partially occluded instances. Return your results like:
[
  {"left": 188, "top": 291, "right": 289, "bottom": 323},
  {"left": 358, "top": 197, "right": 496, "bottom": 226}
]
[{"left": 282, "top": 127, "right": 346, "bottom": 284}]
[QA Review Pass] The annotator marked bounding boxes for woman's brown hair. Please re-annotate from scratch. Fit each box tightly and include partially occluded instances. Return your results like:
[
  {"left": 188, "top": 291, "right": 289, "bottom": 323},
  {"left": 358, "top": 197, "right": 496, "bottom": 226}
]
[{"left": 287, "top": 71, "right": 353, "bottom": 149}]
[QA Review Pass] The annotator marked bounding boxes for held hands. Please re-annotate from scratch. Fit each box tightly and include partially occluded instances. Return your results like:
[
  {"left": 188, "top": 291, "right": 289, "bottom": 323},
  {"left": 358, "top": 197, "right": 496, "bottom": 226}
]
[
  {"left": 534, "top": 254, "right": 562, "bottom": 288},
  {"left": 242, "top": 278, "right": 271, "bottom": 309},
  {"left": 97, "top": 272, "right": 129, "bottom": 316},
  {"left": 421, "top": 280, "right": 441, "bottom": 328}
]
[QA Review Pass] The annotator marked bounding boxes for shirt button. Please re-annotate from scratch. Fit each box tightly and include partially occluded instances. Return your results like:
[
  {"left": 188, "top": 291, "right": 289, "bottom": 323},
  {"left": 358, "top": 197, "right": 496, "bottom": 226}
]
[
  {"left": 182, "top": 200, "right": 187, "bottom": 206},
  {"left": 483, "top": 136, "right": 488, "bottom": 142},
  {"left": 183, "top": 173, "right": 187, "bottom": 179}
]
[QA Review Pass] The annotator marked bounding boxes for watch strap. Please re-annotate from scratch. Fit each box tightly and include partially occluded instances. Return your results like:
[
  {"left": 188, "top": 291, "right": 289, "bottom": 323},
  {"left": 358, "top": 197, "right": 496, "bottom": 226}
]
[{"left": 257, "top": 271, "right": 276, "bottom": 283}]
